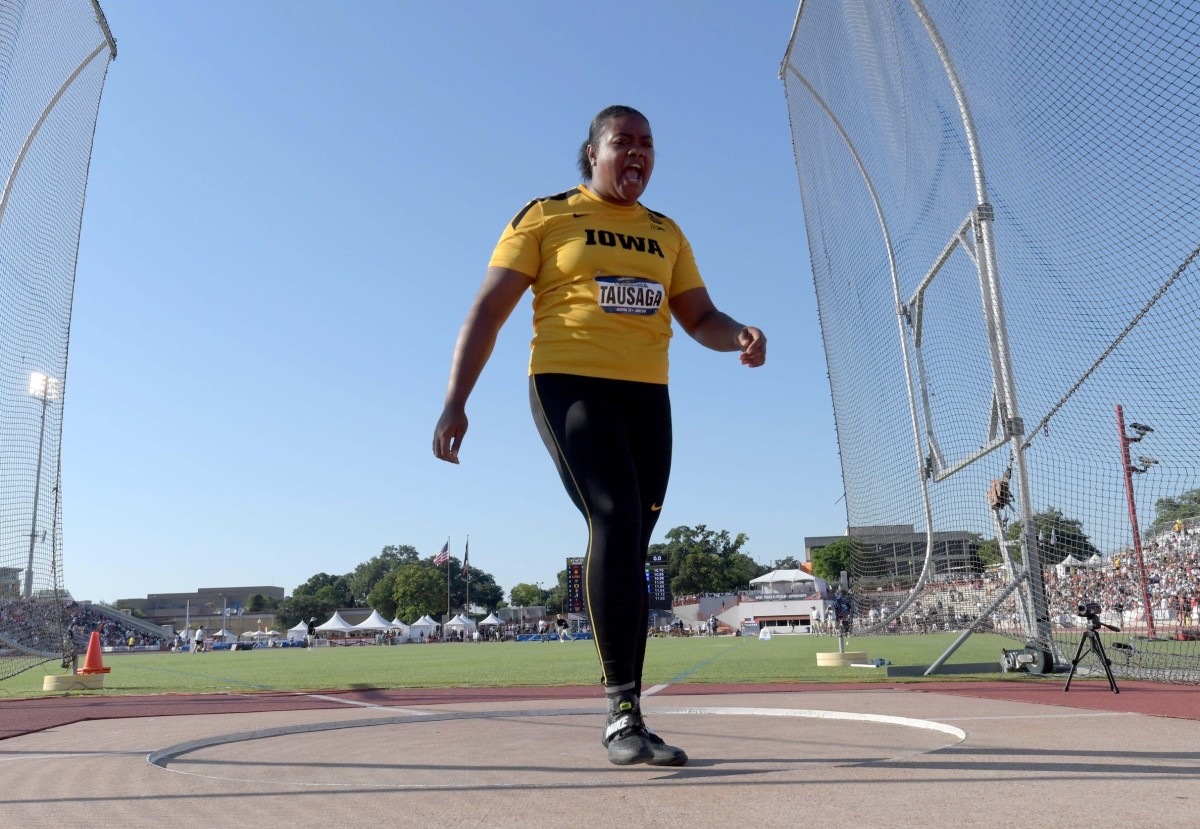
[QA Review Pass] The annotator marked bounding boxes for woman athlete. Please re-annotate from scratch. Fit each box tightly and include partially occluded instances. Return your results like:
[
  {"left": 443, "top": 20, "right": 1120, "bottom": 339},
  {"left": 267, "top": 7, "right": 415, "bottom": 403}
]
[{"left": 433, "top": 105, "right": 766, "bottom": 766}]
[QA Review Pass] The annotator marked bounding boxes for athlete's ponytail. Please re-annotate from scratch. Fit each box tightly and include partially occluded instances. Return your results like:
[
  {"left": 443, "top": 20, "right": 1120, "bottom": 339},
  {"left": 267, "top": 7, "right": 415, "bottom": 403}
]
[{"left": 578, "top": 138, "right": 593, "bottom": 182}]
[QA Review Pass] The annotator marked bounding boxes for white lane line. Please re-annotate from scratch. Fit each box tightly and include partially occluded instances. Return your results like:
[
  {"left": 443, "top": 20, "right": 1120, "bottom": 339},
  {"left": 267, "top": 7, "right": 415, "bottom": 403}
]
[{"left": 298, "top": 693, "right": 430, "bottom": 715}]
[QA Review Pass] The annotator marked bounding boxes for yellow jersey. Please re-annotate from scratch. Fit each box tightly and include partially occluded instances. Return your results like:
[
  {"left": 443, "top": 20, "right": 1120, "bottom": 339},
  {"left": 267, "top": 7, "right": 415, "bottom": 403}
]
[{"left": 490, "top": 184, "right": 705, "bottom": 384}]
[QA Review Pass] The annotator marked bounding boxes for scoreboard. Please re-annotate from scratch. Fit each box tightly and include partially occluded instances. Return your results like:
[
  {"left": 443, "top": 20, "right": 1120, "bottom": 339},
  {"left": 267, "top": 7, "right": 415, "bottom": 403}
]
[
  {"left": 565, "top": 557, "right": 585, "bottom": 614},
  {"left": 566, "top": 554, "right": 671, "bottom": 613},
  {"left": 646, "top": 553, "right": 671, "bottom": 611}
]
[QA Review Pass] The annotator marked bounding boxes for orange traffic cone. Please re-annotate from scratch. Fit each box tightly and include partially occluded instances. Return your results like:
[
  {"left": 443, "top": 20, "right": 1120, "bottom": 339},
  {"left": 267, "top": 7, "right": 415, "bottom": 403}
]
[{"left": 77, "top": 631, "right": 111, "bottom": 675}]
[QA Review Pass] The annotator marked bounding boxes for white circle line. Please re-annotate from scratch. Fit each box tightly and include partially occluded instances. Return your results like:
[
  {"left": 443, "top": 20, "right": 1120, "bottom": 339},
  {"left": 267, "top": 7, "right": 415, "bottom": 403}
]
[
  {"left": 146, "top": 704, "right": 966, "bottom": 787},
  {"left": 656, "top": 706, "right": 967, "bottom": 741}
]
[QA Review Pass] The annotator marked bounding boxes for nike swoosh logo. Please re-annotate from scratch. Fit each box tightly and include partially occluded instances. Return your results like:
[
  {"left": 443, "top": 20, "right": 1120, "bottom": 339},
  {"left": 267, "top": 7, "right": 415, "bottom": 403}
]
[
  {"left": 573, "top": 213, "right": 589, "bottom": 218},
  {"left": 650, "top": 503, "right": 662, "bottom": 511}
]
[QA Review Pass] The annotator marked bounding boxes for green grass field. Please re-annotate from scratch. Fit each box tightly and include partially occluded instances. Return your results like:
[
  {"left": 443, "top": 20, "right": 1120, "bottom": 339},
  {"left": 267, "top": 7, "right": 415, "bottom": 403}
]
[{"left": 0, "top": 632, "right": 1027, "bottom": 699}]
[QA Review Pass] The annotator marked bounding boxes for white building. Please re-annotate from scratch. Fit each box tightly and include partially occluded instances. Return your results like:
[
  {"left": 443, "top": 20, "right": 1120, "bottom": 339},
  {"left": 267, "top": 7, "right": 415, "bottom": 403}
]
[{"left": 673, "top": 568, "right": 831, "bottom": 634}]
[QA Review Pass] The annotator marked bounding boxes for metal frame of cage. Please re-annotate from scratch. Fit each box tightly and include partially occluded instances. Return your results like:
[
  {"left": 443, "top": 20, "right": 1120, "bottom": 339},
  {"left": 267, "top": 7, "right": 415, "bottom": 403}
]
[{"left": 781, "top": 0, "right": 1056, "bottom": 673}]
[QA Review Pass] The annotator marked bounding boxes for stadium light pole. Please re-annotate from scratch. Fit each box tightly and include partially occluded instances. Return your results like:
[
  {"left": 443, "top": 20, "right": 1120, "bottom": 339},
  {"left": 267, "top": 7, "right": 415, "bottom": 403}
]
[
  {"left": 1116, "top": 405, "right": 1157, "bottom": 639},
  {"left": 24, "top": 372, "right": 62, "bottom": 599}
]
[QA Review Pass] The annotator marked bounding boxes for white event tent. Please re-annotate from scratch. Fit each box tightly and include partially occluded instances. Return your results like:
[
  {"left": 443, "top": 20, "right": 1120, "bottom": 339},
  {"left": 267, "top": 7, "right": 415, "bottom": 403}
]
[
  {"left": 749, "top": 569, "right": 821, "bottom": 596},
  {"left": 286, "top": 620, "right": 309, "bottom": 642},
  {"left": 353, "top": 610, "right": 394, "bottom": 631},
  {"left": 315, "top": 611, "right": 357, "bottom": 634},
  {"left": 444, "top": 613, "right": 477, "bottom": 634},
  {"left": 1055, "top": 554, "right": 1084, "bottom": 576},
  {"left": 408, "top": 615, "right": 438, "bottom": 642}
]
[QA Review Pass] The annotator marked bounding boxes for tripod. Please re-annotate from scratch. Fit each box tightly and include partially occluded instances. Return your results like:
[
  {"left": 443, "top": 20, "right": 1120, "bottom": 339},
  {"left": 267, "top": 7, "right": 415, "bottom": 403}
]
[{"left": 1064, "top": 613, "right": 1120, "bottom": 694}]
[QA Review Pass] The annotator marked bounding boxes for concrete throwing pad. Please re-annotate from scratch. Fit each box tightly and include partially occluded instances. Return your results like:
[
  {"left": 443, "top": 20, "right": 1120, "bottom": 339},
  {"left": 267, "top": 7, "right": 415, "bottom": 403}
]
[
  {"left": 149, "top": 705, "right": 964, "bottom": 788},
  {"left": 4, "top": 689, "right": 1200, "bottom": 828}
]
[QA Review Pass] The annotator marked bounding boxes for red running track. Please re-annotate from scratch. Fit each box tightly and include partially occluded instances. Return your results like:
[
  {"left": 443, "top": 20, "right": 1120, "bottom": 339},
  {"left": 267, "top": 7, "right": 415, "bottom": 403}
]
[{"left": 2, "top": 678, "right": 1195, "bottom": 742}]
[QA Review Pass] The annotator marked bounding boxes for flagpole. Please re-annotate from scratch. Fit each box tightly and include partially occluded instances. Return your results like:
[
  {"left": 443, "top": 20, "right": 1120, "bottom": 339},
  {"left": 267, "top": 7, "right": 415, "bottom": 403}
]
[
  {"left": 465, "top": 535, "right": 470, "bottom": 624},
  {"left": 446, "top": 536, "right": 451, "bottom": 634}
]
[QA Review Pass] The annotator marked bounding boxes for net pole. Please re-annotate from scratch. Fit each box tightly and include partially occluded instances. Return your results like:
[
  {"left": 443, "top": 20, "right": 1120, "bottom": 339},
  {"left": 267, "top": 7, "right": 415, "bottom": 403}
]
[
  {"left": 0, "top": 0, "right": 118, "bottom": 679},
  {"left": 0, "top": 41, "right": 109, "bottom": 229},
  {"left": 909, "top": 0, "right": 1052, "bottom": 654},
  {"left": 89, "top": 0, "right": 118, "bottom": 59},
  {"left": 925, "top": 569, "right": 1028, "bottom": 675},
  {"left": 991, "top": 500, "right": 1034, "bottom": 636},
  {"left": 22, "top": 387, "right": 50, "bottom": 598},
  {"left": 784, "top": 63, "right": 937, "bottom": 629}
]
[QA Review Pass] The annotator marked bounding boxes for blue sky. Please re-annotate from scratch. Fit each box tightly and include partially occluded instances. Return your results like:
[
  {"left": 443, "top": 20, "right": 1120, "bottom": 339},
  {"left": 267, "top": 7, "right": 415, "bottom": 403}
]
[{"left": 64, "top": 0, "right": 844, "bottom": 605}]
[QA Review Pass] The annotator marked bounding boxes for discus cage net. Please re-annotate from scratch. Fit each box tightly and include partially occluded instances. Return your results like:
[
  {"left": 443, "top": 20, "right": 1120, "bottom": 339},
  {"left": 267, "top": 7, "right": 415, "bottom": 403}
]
[
  {"left": 0, "top": 0, "right": 115, "bottom": 680},
  {"left": 782, "top": 0, "right": 1200, "bottom": 682}
]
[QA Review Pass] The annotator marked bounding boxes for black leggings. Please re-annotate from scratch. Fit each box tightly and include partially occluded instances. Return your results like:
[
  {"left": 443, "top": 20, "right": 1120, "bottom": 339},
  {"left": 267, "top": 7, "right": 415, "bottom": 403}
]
[{"left": 530, "top": 373, "right": 671, "bottom": 691}]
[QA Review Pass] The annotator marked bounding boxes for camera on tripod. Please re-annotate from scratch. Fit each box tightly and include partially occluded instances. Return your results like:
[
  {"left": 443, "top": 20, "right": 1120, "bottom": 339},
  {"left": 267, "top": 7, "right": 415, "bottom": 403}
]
[{"left": 1066, "top": 599, "right": 1122, "bottom": 694}]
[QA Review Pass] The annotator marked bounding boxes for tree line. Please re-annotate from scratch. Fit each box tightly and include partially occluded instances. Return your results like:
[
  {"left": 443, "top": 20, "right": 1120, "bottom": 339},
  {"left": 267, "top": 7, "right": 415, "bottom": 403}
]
[
  {"left": 274, "top": 545, "right": 503, "bottom": 629},
  {"left": 275, "top": 525, "right": 789, "bottom": 629}
]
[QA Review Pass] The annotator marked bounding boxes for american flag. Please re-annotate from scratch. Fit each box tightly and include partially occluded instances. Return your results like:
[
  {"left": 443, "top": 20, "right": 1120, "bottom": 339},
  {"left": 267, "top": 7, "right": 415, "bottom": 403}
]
[{"left": 434, "top": 539, "right": 450, "bottom": 566}]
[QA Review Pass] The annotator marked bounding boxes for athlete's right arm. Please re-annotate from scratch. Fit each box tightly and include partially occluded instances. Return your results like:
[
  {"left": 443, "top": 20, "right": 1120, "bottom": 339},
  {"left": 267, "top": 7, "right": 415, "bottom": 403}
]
[{"left": 433, "top": 266, "right": 533, "bottom": 464}]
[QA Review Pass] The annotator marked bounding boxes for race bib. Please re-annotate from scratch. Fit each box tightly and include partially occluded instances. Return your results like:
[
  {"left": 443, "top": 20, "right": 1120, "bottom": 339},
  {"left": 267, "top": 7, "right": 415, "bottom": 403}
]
[{"left": 594, "top": 276, "right": 664, "bottom": 316}]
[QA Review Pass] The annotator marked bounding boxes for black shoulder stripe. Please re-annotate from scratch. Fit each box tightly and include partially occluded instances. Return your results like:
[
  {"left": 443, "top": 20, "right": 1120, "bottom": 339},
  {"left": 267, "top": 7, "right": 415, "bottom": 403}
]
[
  {"left": 510, "top": 188, "right": 581, "bottom": 229},
  {"left": 510, "top": 199, "right": 538, "bottom": 230}
]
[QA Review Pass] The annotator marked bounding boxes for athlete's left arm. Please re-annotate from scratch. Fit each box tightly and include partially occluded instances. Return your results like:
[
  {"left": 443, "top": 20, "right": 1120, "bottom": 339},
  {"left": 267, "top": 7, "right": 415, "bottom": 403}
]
[{"left": 670, "top": 287, "right": 766, "bottom": 367}]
